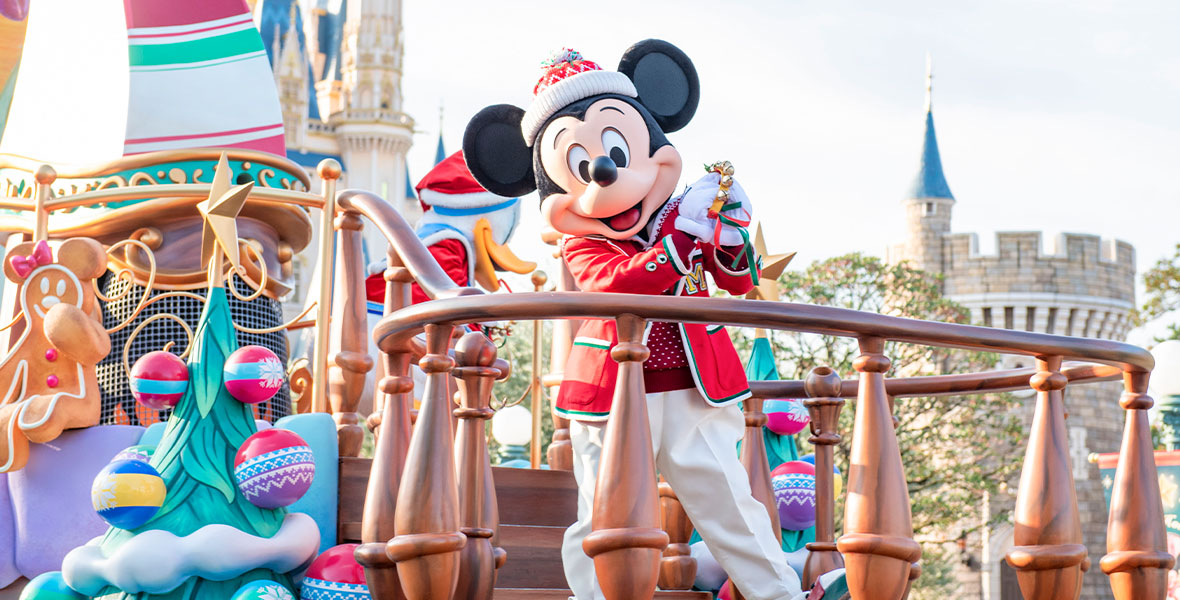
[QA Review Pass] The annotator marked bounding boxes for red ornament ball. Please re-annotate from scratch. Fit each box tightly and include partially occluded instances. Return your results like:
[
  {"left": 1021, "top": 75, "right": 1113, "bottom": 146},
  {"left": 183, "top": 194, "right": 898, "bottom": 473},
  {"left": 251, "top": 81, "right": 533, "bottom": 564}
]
[
  {"left": 129, "top": 351, "right": 189, "bottom": 410},
  {"left": 224, "top": 345, "right": 284, "bottom": 404},
  {"left": 234, "top": 428, "right": 314, "bottom": 509},
  {"left": 301, "top": 544, "right": 370, "bottom": 599}
]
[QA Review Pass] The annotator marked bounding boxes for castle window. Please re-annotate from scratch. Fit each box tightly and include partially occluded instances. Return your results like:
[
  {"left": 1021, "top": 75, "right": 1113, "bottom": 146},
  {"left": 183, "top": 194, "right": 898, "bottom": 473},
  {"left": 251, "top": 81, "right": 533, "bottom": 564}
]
[
  {"left": 1046, "top": 307, "right": 1058, "bottom": 334},
  {"left": 1025, "top": 307, "right": 1036, "bottom": 332},
  {"left": 982, "top": 307, "right": 993, "bottom": 328},
  {"left": 924, "top": 202, "right": 935, "bottom": 216},
  {"left": 1004, "top": 307, "right": 1014, "bottom": 330}
]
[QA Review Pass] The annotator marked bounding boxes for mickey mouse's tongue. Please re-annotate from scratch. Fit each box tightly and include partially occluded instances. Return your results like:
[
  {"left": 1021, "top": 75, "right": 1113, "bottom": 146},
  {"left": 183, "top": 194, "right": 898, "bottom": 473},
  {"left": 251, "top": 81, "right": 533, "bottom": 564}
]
[{"left": 607, "top": 206, "right": 641, "bottom": 231}]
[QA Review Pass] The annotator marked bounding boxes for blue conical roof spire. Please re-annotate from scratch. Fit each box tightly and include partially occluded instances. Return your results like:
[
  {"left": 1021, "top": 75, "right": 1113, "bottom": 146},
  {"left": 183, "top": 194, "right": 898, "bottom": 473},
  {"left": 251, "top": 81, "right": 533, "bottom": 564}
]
[
  {"left": 909, "top": 55, "right": 954, "bottom": 201},
  {"left": 434, "top": 105, "right": 446, "bottom": 165}
]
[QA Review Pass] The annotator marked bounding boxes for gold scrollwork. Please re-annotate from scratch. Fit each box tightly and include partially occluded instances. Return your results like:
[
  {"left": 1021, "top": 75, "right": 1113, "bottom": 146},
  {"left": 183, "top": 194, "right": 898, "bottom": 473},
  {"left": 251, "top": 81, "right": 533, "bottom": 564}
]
[
  {"left": 258, "top": 169, "right": 277, "bottom": 189},
  {"left": 122, "top": 312, "right": 195, "bottom": 380},
  {"left": 288, "top": 357, "right": 312, "bottom": 414},
  {"left": 127, "top": 172, "right": 162, "bottom": 187}
]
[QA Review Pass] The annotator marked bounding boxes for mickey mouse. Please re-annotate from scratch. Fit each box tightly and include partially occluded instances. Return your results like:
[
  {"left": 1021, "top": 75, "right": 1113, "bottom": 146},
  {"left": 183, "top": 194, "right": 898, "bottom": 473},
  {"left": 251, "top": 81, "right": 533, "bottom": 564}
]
[{"left": 464, "top": 40, "right": 800, "bottom": 599}]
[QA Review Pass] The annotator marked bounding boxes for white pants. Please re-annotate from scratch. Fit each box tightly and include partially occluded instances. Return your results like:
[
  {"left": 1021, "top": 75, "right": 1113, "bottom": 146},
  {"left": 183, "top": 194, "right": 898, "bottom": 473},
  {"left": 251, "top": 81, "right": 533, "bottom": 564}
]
[{"left": 562, "top": 388, "right": 799, "bottom": 600}]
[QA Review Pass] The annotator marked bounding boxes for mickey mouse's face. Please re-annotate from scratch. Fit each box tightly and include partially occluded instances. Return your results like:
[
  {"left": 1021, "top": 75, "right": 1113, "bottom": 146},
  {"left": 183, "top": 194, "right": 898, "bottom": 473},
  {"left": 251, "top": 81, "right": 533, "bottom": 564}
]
[
  {"left": 463, "top": 39, "right": 701, "bottom": 243},
  {"left": 537, "top": 98, "right": 682, "bottom": 240}
]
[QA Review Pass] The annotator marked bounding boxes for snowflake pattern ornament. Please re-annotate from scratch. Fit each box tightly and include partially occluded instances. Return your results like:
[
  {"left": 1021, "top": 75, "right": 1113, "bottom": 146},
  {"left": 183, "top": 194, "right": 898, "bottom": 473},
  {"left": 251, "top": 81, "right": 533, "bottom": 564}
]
[
  {"left": 231, "top": 579, "right": 297, "bottom": 600},
  {"left": 90, "top": 459, "right": 166, "bottom": 529},
  {"left": 224, "top": 345, "right": 285, "bottom": 404}
]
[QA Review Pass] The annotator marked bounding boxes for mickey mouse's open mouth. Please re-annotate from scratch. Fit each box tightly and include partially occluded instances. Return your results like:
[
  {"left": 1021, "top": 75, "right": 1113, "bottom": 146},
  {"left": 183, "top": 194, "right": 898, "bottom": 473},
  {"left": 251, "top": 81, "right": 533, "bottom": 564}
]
[{"left": 598, "top": 201, "right": 644, "bottom": 233}]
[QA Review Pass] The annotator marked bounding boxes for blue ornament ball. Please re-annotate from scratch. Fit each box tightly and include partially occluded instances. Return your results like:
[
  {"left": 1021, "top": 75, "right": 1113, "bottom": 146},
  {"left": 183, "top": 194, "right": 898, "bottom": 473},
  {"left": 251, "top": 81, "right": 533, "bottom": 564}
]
[
  {"left": 19, "top": 572, "right": 84, "bottom": 599},
  {"left": 231, "top": 580, "right": 296, "bottom": 600},
  {"left": 90, "top": 459, "right": 166, "bottom": 529}
]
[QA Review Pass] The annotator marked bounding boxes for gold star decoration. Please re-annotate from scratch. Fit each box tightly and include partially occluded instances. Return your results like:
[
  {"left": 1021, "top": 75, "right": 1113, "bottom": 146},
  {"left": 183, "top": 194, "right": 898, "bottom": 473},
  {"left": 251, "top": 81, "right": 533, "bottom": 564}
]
[
  {"left": 196, "top": 153, "right": 253, "bottom": 282},
  {"left": 745, "top": 223, "right": 795, "bottom": 301}
]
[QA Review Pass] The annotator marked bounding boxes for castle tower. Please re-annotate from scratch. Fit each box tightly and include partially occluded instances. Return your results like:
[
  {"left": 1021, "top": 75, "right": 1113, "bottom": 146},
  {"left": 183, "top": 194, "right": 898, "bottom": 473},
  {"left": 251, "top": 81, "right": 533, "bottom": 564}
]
[
  {"left": 894, "top": 56, "right": 955, "bottom": 275},
  {"left": 273, "top": 3, "right": 309, "bottom": 149},
  {"left": 334, "top": 0, "right": 416, "bottom": 227},
  {"left": 889, "top": 58, "right": 1136, "bottom": 600}
]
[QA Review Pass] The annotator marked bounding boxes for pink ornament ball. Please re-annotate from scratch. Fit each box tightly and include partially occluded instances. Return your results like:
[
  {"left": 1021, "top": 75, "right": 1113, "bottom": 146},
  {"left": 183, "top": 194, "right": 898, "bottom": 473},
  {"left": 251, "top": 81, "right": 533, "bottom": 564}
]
[
  {"left": 763, "top": 398, "right": 810, "bottom": 436},
  {"left": 301, "top": 544, "right": 370, "bottom": 600},
  {"left": 224, "top": 345, "right": 284, "bottom": 404},
  {"left": 129, "top": 350, "right": 189, "bottom": 410},
  {"left": 771, "top": 460, "right": 816, "bottom": 531},
  {"left": 234, "top": 429, "right": 314, "bottom": 509}
]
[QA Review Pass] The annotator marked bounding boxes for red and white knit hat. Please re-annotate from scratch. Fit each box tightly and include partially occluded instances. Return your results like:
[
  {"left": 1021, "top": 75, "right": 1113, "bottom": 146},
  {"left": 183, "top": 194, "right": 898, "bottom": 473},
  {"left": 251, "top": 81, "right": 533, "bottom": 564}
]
[
  {"left": 417, "top": 150, "right": 515, "bottom": 211},
  {"left": 521, "top": 48, "right": 637, "bottom": 147}
]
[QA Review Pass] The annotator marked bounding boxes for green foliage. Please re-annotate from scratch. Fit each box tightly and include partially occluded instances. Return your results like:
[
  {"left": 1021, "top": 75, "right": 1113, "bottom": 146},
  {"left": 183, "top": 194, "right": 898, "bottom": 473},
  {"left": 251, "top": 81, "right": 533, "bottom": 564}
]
[
  {"left": 1140, "top": 243, "right": 1180, "bottom": 342},
  {"left": 487, "top": 320, "right": 553, "bottom": 465},
  {"left": 731, "top": 253, "right": 1024, "bottom": 594}
]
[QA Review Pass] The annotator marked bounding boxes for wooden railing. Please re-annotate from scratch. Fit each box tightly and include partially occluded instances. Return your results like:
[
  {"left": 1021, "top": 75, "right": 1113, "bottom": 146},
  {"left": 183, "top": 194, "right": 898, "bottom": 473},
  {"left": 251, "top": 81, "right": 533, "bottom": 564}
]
[{"left": 331, "top": 187, "right": 1171, "bottom": 600}]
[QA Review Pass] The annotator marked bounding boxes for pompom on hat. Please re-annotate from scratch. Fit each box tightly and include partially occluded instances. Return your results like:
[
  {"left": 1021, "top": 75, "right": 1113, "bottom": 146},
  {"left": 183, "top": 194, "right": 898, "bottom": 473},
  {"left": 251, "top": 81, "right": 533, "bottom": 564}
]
[{"left": 520, "top": 48, "right": 637, "bottom": 146}]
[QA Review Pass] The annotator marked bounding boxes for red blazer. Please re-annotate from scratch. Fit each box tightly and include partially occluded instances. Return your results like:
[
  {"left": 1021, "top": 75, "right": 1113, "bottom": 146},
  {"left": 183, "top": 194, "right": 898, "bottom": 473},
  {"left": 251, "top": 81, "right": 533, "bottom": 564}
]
[{"left": 555, "top": 201, "right": 760, "bottom": 421}]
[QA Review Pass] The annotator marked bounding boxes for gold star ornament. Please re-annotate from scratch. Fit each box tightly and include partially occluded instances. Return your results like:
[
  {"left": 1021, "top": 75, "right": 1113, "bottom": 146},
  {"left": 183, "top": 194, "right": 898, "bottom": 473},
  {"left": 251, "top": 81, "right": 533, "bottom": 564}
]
[
  {"left": 197, "top": 153, "right": 253, "bottom": 281},
  {"left": 746, "top": 223, "right": 795, "bottom": 301}
]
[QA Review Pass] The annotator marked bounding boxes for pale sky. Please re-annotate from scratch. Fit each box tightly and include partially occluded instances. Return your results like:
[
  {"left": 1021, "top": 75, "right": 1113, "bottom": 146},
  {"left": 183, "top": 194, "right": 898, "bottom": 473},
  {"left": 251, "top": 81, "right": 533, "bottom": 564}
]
[{"left": 5, "top": 0, "right": 1179, "bottom": 345}]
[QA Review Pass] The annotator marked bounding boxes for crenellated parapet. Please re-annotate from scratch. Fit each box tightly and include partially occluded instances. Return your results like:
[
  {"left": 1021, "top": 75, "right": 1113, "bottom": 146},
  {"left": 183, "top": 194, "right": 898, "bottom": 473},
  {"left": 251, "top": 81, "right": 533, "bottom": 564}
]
[{"left": 936, "top": 231, "right": 1135, "bottom": 340}]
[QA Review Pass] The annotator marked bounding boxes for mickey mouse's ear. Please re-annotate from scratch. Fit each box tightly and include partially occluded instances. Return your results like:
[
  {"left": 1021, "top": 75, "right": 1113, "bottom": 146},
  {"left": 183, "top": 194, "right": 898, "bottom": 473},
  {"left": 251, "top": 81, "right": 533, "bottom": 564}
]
[
  {"left": 463, "top": 104, "right": 537, "bottom": 198},
  {"left": 618, "top": 39, "right": 700, "bottom": 133}
]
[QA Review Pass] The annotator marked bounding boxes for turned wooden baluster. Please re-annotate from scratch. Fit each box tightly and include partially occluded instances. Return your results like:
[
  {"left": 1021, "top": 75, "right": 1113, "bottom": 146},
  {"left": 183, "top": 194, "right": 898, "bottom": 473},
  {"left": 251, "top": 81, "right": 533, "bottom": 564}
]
[
  {"left": 886, "top": 392, "right": 920, "bottom": 600},
  {"left": 1005, "top": 355, "right": 1085, "bottom": 600},
  {"left": 838, "top": 337, "right": 919, "bottom": 600},
  {"left": 386, "top": 323, "right": 466, "bottom": 600},
  {"left": 489, "top": 357, "right": 510, "bottom": 570},
  {"left": 583, "top": 314, "right": 668, "bottom": 600},
  {"left": 725, "top": 394, "right": 780, "bottom": 600},
  {"left": 453, "top": 332, "right": 500, "bottom": 600},
  {"left": 355, "top": 260, "right": 415, "bottom": 600},
  {"left": 1102, "top": 370, "right": 1174, "bottom": 599},
  {"left": 367, "top": 250, "right": 411, "bottom": 436},
  {"left": 329, "top": 210, "right": 374, "bottom": 456},
  {"left": 803, "top": 366, "right": 845, "bottom": 589},
  {"left": 547, "top": 257, "right": 579, "bottom": 470},
  {"left": 658, "top": 480, "right": 695, "bottom": 590}
]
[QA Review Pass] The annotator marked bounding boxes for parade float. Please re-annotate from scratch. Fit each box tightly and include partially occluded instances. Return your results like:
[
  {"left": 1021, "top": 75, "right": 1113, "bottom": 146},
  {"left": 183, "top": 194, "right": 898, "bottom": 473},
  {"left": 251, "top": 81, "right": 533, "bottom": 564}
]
[{"left": 0, "top": 2, "right": 1173, "bottom": 600}]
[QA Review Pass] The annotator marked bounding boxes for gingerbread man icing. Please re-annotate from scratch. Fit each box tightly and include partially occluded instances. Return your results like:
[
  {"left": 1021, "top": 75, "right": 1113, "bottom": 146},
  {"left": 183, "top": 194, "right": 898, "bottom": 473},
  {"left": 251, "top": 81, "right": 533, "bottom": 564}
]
[{"left": 0, "top": 238, "right": 109, "bottom": 472}]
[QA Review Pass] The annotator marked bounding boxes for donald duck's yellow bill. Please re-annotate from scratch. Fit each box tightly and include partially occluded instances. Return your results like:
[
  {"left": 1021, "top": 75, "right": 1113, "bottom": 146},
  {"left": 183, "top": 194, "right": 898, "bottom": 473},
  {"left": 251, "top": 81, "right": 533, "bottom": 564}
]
[{"left": 472, "top": 218, "right": 537, "bottom": 291}]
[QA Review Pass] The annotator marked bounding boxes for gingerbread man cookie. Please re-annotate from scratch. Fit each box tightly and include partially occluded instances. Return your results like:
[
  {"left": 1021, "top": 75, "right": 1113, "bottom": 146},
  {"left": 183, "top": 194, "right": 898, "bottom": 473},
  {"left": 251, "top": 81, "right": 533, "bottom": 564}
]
[{"left": 0, "top": 238, "right": 109, "bottom": 472}]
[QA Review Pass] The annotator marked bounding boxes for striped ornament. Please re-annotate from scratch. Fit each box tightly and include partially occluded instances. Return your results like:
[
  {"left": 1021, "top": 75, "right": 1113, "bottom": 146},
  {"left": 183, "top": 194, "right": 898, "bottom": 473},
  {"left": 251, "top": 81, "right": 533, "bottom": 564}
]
[
  {"left": 90, "top": 459, "right": 166, "bottom": 530},
  {"left": 234, "top": 429, "right": 314, "bottom": 509},
  {"left": 129, "top": 350, "right": 189, "bottom": 410},
  {"left": 122, "top": 0, "right": 284, "bottom": 155},
  {"left": 301, "top": 544, "right": 370, "bottom": 600},
  {"left": 224, "top": 345, "right": 284, "bottom": 405}
]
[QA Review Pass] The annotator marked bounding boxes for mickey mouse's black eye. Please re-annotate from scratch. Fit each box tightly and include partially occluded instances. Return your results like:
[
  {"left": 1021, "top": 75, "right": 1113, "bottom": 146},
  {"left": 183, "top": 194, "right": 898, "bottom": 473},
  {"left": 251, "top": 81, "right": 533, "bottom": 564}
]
[
  {"left": 602, "top": 128, "right": 629, "bottom": 168},
  {"left": 567, "top": 144, "right": 591, "bottom": 184}
]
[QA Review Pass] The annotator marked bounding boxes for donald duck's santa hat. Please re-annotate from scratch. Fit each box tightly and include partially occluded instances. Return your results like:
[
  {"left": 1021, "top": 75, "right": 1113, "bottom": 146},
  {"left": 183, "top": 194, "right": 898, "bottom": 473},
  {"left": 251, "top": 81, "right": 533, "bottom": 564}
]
[{"left": 414, "top": 150, "right": 534, "bottom": 291}]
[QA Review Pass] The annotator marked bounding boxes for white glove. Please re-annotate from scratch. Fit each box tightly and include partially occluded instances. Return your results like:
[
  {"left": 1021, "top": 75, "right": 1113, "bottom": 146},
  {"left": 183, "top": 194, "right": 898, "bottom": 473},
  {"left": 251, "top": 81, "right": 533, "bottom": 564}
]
[{"left": 673, "top": 172, "right": 752, "bottom": 247}]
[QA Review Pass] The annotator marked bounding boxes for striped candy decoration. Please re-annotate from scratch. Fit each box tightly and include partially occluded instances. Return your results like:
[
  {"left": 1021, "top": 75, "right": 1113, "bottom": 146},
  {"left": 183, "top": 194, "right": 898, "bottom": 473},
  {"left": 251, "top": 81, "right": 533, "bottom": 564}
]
[
  {"left": 129, "top": 350, "right": 189, "bottom": 410},
  {"left": 771, "top": 461, "right": 816, "bottom": 531},
  {"left": 122, "top": 0, "right": 285, "bottom": 155},
  {"left": 90, "top": 459, "right": 166, "bottom": 530},
  {"left": 234, "top": 429, "right": 314, "bottom": 509},
  {"left": 224, "top": 345, "right": 285, "bottom": 404}
]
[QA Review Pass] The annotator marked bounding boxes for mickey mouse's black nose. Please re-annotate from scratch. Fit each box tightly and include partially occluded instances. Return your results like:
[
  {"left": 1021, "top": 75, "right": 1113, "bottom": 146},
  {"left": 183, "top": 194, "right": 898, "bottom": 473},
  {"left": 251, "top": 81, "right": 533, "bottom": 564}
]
[{"left": 589, "top": 155, "right": 618, "bottom": 186}]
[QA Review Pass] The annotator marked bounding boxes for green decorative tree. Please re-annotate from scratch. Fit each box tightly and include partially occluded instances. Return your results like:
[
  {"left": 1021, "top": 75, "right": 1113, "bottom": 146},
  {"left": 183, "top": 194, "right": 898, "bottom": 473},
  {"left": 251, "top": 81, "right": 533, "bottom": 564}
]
[
  {"left": 87, "top": 155, "right": 300, "bottom": 599},
  {"left": 731, "top": 252, "right": 1025, "bottom": 598},
  {"left": 95, "top": 287, "right": 292, "bottom": 599}
]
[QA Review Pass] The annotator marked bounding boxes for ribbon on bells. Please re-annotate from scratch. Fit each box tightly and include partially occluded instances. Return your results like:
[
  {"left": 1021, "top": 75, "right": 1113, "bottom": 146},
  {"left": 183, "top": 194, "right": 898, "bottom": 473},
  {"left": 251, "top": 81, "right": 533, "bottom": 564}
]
[
  {"left": 704, "top": 161, "right": 758, "bottom": 286},
  {"left": 8, "top": 240, "right": 51, "bottom": 278}
]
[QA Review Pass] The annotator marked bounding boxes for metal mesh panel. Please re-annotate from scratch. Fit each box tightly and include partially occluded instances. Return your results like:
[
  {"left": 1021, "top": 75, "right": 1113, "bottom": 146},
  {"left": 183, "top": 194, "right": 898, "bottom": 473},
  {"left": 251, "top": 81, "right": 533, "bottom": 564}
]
[{"left": 95, "top": 272, "right": 292, "bottom": 426}]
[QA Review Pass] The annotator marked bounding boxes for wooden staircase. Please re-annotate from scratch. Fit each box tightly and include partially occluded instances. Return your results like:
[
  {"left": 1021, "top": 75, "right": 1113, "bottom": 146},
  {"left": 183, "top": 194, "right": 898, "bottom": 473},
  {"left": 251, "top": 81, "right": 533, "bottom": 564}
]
[{"left": 340, "top": 458, "right": 709, "bottom": 599}]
